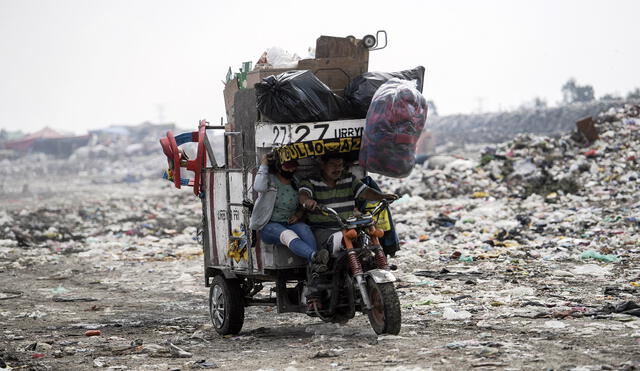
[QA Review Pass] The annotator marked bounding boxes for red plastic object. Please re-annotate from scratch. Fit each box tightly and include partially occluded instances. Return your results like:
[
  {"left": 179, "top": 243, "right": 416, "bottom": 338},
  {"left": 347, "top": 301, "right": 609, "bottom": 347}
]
[
  {"left": 159, "top": 120, "right": 208, "bottom": 196},
  {"left": 159, "top": 131, "right": 181, "bottom": 189},
  {"left": 584, "top": 149, "right": 598, "bottom": 158},
  {"left": 187, "top": 121, "right": 207, "bottom": 196}
]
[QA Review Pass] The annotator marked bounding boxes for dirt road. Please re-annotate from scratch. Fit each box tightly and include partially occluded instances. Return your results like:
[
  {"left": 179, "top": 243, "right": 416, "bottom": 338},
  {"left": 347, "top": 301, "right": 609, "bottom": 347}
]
[{"left": 1, "top": 179, "right": 639, "bottom": 371}]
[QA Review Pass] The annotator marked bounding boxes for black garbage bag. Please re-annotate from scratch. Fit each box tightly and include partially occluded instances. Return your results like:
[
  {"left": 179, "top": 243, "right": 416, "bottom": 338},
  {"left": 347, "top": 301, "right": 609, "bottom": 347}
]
[
  {"left": 596, "top": 300, "right": 640, "bottom": 317},
  {"left": 255, "top": 70, "right": 347, "bottom": 123},
  {"left": 344, "top": 66, "right": 425, "bottom": 118}
]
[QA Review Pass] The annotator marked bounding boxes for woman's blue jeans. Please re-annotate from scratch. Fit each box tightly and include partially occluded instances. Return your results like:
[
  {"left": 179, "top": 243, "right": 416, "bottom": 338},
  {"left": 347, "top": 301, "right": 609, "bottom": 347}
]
[{"left": 260, "top": 222, "right": 318, "bottom": 262}]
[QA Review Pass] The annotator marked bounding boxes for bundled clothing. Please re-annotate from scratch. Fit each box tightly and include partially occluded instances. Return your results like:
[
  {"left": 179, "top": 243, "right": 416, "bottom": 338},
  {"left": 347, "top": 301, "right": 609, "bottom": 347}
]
[{"left": 359, "top": 78, "right": 428, "bottom": 178}]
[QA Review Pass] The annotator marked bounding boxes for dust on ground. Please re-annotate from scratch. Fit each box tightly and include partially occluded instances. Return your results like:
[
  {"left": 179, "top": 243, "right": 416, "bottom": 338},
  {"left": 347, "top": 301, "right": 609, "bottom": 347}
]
[
  {"left": 2, "top": 105, "right": 640, "bottom": 370},
  {"left": 1, "top": 177, "right": 639, "bottom": 371}
]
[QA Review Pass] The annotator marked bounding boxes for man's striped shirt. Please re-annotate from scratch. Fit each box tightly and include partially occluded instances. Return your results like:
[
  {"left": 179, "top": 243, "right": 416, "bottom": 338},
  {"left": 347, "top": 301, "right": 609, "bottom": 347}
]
[{"left": 299, "top": 174, "right": 368, "bottom": 228}]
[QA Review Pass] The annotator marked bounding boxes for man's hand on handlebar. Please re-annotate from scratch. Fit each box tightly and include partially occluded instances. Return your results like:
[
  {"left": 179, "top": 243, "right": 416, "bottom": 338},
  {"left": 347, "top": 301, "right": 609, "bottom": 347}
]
[{"left": 303, "top": 199, "right": 318, "bottom": 210}]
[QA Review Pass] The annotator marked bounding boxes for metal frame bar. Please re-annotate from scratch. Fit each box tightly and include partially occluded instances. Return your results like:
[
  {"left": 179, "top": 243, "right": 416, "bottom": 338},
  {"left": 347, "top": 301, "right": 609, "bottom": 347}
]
[{"left": 221, "top": 131, "right": 255, "bottom": 274}]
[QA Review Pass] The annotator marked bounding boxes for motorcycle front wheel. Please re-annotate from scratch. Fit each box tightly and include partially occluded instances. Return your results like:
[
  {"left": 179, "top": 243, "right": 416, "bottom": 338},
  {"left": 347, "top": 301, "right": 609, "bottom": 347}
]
[{"left": 366, "top": 278, "right": 401, "bottom": 335}]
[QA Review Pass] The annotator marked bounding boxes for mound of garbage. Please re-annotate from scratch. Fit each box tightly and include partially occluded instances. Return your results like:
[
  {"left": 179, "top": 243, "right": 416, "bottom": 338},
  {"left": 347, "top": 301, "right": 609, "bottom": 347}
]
[
  {"left": 367, "top": 103, "right": 639, "bottom": 279},
  {"left": 428, "top": 100, "right": 635, "bottom": 147},
  {"left": 1, "top": 104, "right": 639, "bottom": 370},
  {"left": 383, "top": 104, "right": 639, "bottom": 202}
]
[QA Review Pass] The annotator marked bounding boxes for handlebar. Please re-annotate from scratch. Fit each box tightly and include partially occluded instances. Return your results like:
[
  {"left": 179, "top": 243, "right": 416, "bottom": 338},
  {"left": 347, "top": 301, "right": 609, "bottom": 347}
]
[
  {"left": 370, "top": 198, "right": 393, "bottom": 217},
  {"left": 314, "top": 197, "right": 395, "bottom": 228},
  {"left": 315, "top": 204, "right": 347, "bottom": 229},
  {"left": 317, "top": 204, "right": 341, "bottom": 217}
]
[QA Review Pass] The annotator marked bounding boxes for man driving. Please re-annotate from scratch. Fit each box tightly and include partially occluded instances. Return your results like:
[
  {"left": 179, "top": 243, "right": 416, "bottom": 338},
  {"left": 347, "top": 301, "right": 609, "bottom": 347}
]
[{"left": 298, "top": 152, "right": 397, "bottom": 253}]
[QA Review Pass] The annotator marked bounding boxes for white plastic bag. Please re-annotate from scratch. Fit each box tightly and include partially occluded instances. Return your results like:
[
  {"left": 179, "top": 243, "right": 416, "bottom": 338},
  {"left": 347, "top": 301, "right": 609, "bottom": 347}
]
[{"left": 265, "top": 47, "right": 300, "bottom": 69}]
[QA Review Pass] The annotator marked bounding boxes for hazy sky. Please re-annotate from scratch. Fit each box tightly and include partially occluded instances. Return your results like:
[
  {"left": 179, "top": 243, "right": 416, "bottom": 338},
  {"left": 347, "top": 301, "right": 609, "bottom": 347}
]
[{"left": 1, "top": 0, "right": 639, "bottom": 134}]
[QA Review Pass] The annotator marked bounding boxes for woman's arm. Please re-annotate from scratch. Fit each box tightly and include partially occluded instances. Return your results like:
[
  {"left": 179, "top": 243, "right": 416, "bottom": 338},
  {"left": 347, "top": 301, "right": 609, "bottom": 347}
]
[
  {"left": 253, "top": 155, "right": 271, "bottom": 192},
  {"left": 288, "top": 206, "right": 305, "bottom": 224}
]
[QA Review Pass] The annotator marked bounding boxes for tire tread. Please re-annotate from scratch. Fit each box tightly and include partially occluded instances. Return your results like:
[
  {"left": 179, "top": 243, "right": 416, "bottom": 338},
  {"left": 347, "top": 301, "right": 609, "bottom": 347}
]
[
  {"left": 367, "top": 281, "right": 401, "bottom": 335},
  {"left": 210, "top": 276, "right": 245, "bottom": 335}
]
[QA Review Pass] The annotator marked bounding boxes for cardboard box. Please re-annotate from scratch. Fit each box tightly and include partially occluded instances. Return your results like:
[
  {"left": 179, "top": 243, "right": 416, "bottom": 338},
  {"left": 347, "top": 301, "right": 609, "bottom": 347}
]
[{"left": 297, "top": 56, "right": 368, "bottom": 95}]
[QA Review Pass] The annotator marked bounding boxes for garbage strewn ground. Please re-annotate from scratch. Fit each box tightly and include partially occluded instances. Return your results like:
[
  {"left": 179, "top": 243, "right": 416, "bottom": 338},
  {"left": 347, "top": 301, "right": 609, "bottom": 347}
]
[{"left": 1, "top": 105, "right": 640, "bottom": 370}]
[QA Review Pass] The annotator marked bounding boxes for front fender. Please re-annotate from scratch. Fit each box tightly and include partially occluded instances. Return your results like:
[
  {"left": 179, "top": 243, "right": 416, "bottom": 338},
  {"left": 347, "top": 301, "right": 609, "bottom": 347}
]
[{"left": 364, "top": 269, "right": 396, "bottom": 284}]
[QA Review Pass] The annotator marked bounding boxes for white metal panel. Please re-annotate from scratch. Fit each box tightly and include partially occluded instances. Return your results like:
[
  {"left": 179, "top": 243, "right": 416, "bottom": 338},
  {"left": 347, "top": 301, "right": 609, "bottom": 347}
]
[
  {"left": 228, "top": 172, "right": 244, "bottom": 204},
  {"left": 204, "top": 129, "right": 225, "bottom": 167},
  {"left": 261, "top": 244, "right": 275, "bottom": 268},
  {"left": 212, "top": 170, "right": 256, "bottom": 272},
  {"left": 255, "top": 119, "right": 365, "bottom": 148},
  {"left": 213, "top": 171, "right": 230, "bottom": 267},
  {"left": 247, "top": 172, "right": 255, "bottom": 202},
  {"left": 260, "top": 243, "right": 306, "bottom": 269},
  {"left": 204, "top": 171, "right": 216, "bottom": 265}
]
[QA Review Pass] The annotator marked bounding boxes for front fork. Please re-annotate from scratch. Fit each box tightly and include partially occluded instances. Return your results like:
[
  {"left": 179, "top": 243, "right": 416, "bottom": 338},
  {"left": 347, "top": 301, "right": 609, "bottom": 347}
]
[
  {"left": 342, "top": 226, "right": 390, "bottom": 311},
  {"left": 341, "top": 229, "right": 372, "bottom": 310},
  {"left": 367, "top": 226, "right": 389, "bottom": 270}
]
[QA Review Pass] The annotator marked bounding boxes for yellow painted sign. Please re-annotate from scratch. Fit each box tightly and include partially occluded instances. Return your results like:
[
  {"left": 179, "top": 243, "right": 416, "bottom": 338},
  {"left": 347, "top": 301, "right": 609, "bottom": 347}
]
[{"left": 276, "top": 137, "right": 361, "bottom": 163}]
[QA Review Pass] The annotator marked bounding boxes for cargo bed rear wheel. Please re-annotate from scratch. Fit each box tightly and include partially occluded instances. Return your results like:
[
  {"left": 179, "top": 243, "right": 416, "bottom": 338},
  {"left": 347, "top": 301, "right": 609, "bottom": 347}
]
[{"left": 209, "top": 275, "right": 244, "bottom": 335}]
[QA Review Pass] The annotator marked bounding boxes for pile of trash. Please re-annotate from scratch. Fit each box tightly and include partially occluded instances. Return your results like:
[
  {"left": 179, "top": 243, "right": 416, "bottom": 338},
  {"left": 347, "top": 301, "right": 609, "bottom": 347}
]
[
  {"left": 0, "top": 181, "right": 201, "bottom": 270},
  {"left": 0, "top": 145, "right": 170, "bottom": 201},
  {"left": 359, "top": 107, "right": 640, "bottom": 368},
  {"left": 377, "top": 104, "right": 640, "bottom": 318},
  {"left": 383, "top": 104, "right": 640, "bottom": 201},
  {"left": 1, "top": 104, "right": 640, "bottom": 370},
  {"left": 428, "top": 100, "right": 632, "bottom": 147},
  {"left": 376, "top": 103, "right": 639, "bottom": 286}
]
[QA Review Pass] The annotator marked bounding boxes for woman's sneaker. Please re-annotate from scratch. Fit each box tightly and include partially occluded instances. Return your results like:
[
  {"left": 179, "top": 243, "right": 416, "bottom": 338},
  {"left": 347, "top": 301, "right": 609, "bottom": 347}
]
[{"left": 311, "top": 249, "right": 329, "bottom": 273}]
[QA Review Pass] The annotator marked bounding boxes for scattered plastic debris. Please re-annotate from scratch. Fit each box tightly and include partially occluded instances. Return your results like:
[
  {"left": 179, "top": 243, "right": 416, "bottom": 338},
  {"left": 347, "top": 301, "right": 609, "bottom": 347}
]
[
  {"left": 1, "top": 103, "right": 639, "bottom": 369},
  {"left": 442, "top": 307, "right": 472, "bottom": 320}
]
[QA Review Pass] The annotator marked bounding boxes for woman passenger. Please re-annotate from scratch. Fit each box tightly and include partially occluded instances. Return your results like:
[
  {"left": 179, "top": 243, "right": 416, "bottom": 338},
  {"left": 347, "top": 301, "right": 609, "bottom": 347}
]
[{"left": 249, "top": 153, "right": 329, "bottom": 272}]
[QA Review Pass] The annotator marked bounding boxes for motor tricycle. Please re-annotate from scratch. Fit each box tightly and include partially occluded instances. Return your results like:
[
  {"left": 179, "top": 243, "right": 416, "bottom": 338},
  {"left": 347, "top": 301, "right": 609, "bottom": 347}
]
[
  {"left": 159, "top": 117, "right": 401, "bottom": 336},
  {"left": 158, "top": 33, "right": 402, "bottom": 336}
]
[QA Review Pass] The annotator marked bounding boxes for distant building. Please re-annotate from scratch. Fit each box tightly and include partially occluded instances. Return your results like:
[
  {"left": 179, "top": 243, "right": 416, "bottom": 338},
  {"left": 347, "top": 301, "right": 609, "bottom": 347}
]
[
  {"left": 2, "top": 127, "right": 90, "bottom": 158},
  {"left": 90, "top": 122, "right": 175, "bottom": 143}
]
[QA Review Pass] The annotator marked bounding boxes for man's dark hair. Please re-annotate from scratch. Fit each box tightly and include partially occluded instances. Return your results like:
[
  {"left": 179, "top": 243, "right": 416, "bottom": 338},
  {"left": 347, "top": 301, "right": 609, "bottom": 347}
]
[{"left": 319, "top": 152, "right": 344, "bottom": 163}]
